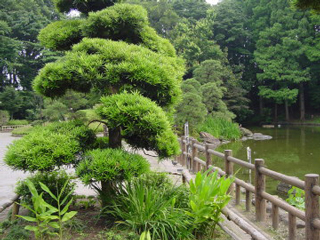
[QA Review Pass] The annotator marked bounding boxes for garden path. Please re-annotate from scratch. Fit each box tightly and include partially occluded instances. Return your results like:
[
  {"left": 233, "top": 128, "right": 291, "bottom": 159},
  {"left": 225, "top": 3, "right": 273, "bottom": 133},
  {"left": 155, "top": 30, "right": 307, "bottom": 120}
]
[{"left": 0, "top": 133, "right": 28, "bottom": 206}]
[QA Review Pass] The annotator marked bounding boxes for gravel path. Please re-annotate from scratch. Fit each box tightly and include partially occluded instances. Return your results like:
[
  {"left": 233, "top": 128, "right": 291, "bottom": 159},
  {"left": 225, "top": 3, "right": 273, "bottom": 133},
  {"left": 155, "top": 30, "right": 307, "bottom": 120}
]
[{"left": 0, "top": 133, "right": 28, "bottom": 206}]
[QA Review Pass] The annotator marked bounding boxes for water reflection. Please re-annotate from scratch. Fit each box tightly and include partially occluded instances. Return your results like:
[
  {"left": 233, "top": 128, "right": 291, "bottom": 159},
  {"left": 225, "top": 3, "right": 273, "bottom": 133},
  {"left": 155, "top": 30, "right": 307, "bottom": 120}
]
[{"left": 211, "top": 126, "right": 320, "bottom": 194}]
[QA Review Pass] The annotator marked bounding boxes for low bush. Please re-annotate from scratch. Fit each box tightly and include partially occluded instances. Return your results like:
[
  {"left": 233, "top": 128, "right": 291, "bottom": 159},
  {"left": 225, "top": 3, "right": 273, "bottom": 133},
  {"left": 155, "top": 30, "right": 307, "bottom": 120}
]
[
  {"left": 197, "top": 116, "right": 241, "bottom": 140},
  {"left": 11, "top": 126, "right": 33, "bottom": 136},
  {"left": 6, "top": 120, "right": 29, "bottom": 126},
  {"left": 15, "top": 170, "right": 76, "bottom": 208},
  {"left": 76, "top": 148, "right": 150, "bottom": 187},
  {"left": 5, "top": 121, "right": 96, "bottom": 172},
  {"left": 108, "top": 175, "right": 193, "bottom": 240}
]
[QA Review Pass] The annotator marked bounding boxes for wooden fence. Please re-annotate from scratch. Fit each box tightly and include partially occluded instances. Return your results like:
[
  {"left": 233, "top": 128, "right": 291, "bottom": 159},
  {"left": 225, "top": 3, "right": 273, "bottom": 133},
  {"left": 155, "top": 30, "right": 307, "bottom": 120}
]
[
  {"left": 0, "top": 125, "right": 28, "bottom": 132},
  {"left": 177, "top": 136, "right": 320, "bottom": 240}
]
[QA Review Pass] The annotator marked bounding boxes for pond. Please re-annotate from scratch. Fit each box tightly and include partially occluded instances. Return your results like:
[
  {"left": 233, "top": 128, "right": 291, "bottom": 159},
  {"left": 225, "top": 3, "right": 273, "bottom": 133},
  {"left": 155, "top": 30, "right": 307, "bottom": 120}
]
[{"left": 211, "top": 125, "right": 320, "bottom": 195}]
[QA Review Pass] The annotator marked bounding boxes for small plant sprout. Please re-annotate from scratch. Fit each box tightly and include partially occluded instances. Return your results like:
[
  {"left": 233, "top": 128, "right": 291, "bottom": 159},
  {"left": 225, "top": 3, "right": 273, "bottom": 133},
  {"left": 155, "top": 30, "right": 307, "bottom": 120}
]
[{"left": 16, "top": 179, "right": 77, "bottom": 240}]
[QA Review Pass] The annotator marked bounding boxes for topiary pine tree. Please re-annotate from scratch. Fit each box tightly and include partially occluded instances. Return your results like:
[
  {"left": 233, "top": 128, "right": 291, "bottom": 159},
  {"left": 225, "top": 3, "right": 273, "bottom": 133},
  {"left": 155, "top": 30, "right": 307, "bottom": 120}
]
[{"left": 26, "top": 0, "right": 184, "bottom": 200}]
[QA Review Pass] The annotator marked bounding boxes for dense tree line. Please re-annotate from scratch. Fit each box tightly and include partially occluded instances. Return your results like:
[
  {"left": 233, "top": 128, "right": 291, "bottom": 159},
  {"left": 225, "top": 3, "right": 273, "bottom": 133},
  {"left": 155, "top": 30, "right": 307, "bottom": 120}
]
[{"left": 133, "top": 0, "right": 320, "bottom": 124}]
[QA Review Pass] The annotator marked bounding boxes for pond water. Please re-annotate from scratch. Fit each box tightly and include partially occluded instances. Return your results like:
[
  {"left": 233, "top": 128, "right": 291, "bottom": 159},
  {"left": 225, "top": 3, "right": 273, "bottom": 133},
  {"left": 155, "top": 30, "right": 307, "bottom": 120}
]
[{"left": 211, "top": 125, "right": 320, "bottom": 195}]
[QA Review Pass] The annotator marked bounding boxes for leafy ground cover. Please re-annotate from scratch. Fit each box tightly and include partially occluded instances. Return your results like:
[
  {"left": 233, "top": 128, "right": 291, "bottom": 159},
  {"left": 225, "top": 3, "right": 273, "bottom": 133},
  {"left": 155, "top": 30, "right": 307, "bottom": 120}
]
[
  {"left": 0, "top": 171, "right": 233, "bottom": 240},
  {"left": 0, "top": 205, "right": 231, "bottom": 240},
  {"left": 11, "top": 126, "right": 33, "bottom": 136}
]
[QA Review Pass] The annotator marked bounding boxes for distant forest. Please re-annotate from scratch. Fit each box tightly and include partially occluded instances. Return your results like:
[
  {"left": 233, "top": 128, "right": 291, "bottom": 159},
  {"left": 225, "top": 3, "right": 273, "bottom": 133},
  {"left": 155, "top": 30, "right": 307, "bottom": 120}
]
[{"left": 1, "top": 0, "right": 320, "bottom": 125}]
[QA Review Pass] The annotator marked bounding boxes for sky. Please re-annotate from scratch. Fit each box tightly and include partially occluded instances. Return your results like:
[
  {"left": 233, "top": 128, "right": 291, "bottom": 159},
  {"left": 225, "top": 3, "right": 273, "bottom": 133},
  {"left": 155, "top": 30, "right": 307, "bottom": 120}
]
[{"left": 206, "top": 0, "right": 220, "bottom": 5}]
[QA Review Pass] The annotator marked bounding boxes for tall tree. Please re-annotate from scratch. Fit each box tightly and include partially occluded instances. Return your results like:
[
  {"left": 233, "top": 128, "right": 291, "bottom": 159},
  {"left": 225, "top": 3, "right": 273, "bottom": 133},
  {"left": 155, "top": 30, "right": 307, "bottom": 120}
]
[
  {"left": 0, "top": 0, "right": 61, "bottom": 91},
  {"left": 32, "top": 1, "right": 184, "bottom": 199}
]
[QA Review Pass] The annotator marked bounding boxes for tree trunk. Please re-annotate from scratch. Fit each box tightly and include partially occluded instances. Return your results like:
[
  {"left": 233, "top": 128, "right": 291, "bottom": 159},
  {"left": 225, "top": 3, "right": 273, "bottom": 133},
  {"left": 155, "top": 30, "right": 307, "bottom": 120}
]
[
  {"left": 274, "top": 103, "right": 278, "bottom": 123},
  {"left": 109, "top": 126, "right": 122, "bottom": 149},
  {"left": 285, "top": 100, "right": 289, "bottom": 121},
  {"left": 100, "top": 180, "right": 115, "bottom": 207},
  {"left": 259, "top": 96, "right": 264, "bottom": 115},
  {"left": 299, "top": 83, "right": 305, "bottom": 121},
  {"left": 100, "top": 127, "right": 121, "bottom": 207}
]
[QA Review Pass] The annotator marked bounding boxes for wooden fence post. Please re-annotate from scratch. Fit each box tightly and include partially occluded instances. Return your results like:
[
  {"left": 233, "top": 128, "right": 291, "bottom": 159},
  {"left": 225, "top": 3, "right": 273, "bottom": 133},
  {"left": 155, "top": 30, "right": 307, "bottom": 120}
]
[
  {"left": 255, "top": 158, "right": 266, "bottom": 222},
  {"left": 224, "top": 150, "right": 233, "bottom": 194},
  {"left": 305, "top": 174, "right": 320, "bottom": 240},
  {"left": 181, "top": 136, "right": 186, "bottom": 167},
  {"left": 288, "top": 213, "right": 296, "bottom": 240},
  {"left": 205, "top": 143, "right": 211, "bottom": 170},
  {"left": 235, "top": 184, "right": 241, "bottom": 205},
  {"left": 11, "top": 201, "right": 20, "bottom": 221},
  {"left": 246, "top": 189, "right": 251, "bottom": 212},
  {"left": 191, "top": 139, "right": 198, "bottom": 173},
  {"left": 178, "top": 138, "right": 183, "bottom": 165},
  {"left": 272, "top": 203, "right": 279, "bottom": 230}
]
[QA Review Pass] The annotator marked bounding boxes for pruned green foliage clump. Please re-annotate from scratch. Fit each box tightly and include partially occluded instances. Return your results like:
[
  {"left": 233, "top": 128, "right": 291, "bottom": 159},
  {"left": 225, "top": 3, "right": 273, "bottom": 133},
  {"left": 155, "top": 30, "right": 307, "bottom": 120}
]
[
  {"left": 97, "top": 92, "right": 180, "bottom": 158},
  {"left": 38, "top": 19, "right": 84, "bottom": 51},
  {"left": 34, "top": 38, "right": 183, "bottom": 107},
  {"left": 82, "top": 4, "right": 148, "bottom": 44},
  {"left": 5, "top": 121, "right": 96, "bottom": 172},
  {"left": 38, "top": 4, "right": 177, "bottom": 57},
  {"left": 76, "top": 148, "right": 150, "bottom": 185}
]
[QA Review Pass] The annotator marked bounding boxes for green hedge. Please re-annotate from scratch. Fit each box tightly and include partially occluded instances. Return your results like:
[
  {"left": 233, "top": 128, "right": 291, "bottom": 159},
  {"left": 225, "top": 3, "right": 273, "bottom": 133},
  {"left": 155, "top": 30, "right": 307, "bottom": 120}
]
[
  {"left": 77, "top": 148, "right": 150, "bottom": 184},
  {"left": 5, "top": 121, "right": 96, "bottom": 172}
]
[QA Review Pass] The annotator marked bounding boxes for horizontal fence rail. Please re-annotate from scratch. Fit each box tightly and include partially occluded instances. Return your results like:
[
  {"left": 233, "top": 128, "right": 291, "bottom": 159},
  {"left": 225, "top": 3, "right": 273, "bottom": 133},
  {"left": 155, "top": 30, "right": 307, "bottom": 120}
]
[
  {"left": 0, "top": 125, "right": 29, "bottom": 131},
  {"left": 177, "top": 136, "right": 320, "bottom": 240}
]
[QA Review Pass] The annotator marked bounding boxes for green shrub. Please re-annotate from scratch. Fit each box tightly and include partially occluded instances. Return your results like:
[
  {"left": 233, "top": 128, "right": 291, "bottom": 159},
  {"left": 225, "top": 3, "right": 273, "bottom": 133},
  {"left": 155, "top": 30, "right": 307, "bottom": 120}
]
[
  {"left": 108, "top": 176, "right": 193, "bottom": 240},
  {"left": 136, "top": 172, "right": 190, "bottom": 209},
  {"left": 0, "top": 110, "right": 9, "bottom": 125},
  {"left": 76, "top": 148, "right": 150, "bottom": 185},
  {"left": 187, "top": 170, "right": 234, "bottom": 237},
  {"left": 97, "top": 92, "right": 180, "bottom": 158},
  {"left": 38, "top": 19, "right": 84, "bottom": 51},
  {"left": 7, "top": 120, "right": 29, "bottom": 125},
  {"left": 197, "top": 116, "right": 241, "bottom": 140},
  {"left": 15, "top": 170, "right": 76, "bottom": 208},
  {"left": 17, "top": 178, "right": 77, "bottom": 240},
  {"left": 11, "top": 126, "right": 33, "bottom": 136},
  {"left": 5, "top": 121, "right": 96, "bottom": 172}
]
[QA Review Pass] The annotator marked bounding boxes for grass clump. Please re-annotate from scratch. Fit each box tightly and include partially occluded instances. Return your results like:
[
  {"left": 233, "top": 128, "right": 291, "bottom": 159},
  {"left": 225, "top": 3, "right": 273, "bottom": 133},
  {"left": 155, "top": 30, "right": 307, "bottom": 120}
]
[
  {"left": 108, "top": 173, "right": 193, "bottom": 240},
  {"left": 197, "top": 116, "right": 241, "bottom": 140}
]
